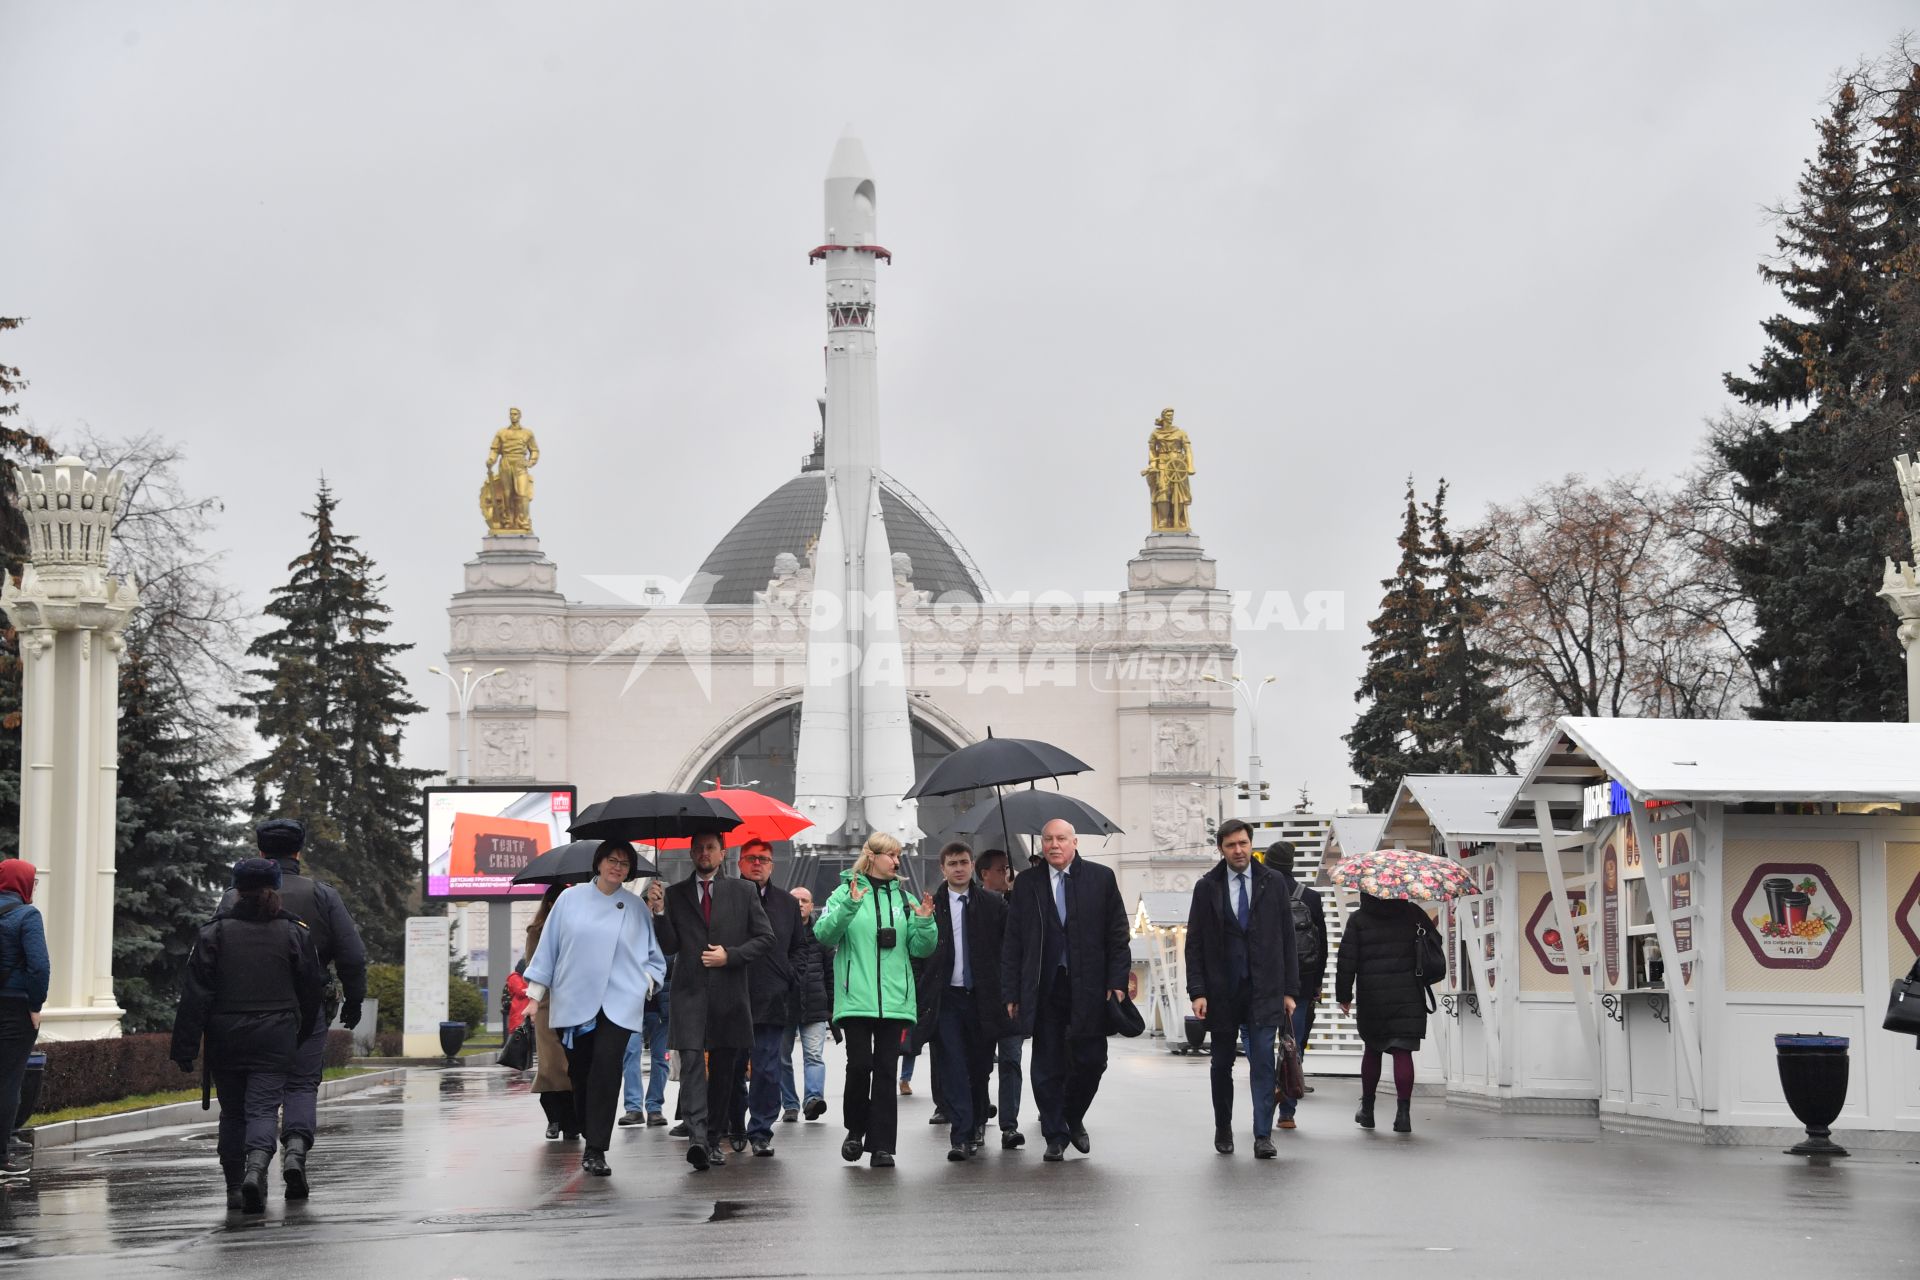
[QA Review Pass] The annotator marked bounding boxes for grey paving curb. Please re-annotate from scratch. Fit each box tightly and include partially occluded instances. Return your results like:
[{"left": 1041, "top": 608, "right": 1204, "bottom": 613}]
[{"left": 26, "top": 1066, "right": 410, "bottom": 1151}]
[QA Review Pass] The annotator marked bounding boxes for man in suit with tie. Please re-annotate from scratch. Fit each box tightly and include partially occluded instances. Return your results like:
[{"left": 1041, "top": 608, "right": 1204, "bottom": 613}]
[
  {"left": 654, "top": 831, "right": 775, "bottom": 1172},
  {"left": 1001, "top": 819, "right": 1130, "bottom": 1162},
  {"left": 916, "top": 841, "right": 1009, "bottom": 1161},
  {"left": 1185, "top": 819, "right": 1298, "bottom": 1158}
]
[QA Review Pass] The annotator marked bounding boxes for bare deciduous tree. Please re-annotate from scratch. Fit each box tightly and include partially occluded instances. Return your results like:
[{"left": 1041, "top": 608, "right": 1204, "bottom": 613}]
[
  {"left": 1467, "top": 467, "right": 1756, "bottom": 733},
  {"left": 66, "top": 428, "right": 246, "bottom": 753}
]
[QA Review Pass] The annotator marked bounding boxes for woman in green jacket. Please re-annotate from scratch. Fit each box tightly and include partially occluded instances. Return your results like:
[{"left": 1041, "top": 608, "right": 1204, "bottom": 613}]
[{"left": 812, "top": 831, "right": 936, "bottom": 1168}]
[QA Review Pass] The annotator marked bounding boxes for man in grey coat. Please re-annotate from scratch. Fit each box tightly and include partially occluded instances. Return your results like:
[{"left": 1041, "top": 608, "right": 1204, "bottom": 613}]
[{"left": 653, "top": 831, "right": 774, "bottom": 1172}]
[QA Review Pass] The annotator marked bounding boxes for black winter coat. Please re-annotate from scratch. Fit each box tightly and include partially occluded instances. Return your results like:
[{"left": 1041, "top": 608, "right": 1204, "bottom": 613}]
[
  {"left": 1335, "top": 895, "right": 1434, "bottom": 1046},
  {"left": 744, "top": 882, "right": 803, "bottom": 1027},
  {"left": 171, "top": 911, "right": 325, "bottom": 1073},
  {"left": 1000, "top": 856, "right": 1130, "bottom": 1040},
  {"left": 791, "top": 919, "right": 833, "bottom": 1025},
  {"left": 655, "top": 873, "right": 775, "bottom": 1051},
  {"left": 1184, "top": 859, "right": 1298, "bottom": 1031},
  {"left": 915, "top": 884, "right": 1011, "bottom": 1045}
]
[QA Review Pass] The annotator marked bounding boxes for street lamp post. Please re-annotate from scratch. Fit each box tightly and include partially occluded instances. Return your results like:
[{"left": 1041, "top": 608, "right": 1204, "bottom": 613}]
[
  {"left": 1204, "top": 672, "right": 1276, "bottom": 823},
  {"left": 429, "top": 665, "right": 507, "bottom": 785}
]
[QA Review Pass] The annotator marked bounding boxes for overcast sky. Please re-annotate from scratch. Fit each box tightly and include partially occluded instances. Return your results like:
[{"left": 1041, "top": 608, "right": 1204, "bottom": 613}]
[{"left": 4, "top": 2, "right": 1912, "bottom": 810}]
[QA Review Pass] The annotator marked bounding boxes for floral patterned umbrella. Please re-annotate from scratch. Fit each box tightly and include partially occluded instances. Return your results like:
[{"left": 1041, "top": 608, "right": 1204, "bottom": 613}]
[{"left": 1329, "top": 849, "right": 1480, "bottom": 902}]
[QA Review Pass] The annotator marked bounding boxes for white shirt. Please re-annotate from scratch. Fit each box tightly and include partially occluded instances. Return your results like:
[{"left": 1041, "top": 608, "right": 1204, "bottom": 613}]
[{"left": 947, "top": 884, "right": 970, "bottom": 989}]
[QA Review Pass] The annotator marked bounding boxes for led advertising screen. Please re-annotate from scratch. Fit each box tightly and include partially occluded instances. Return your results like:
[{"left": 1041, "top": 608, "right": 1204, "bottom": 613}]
[{"left": 423, "top": 785, "right": 575, "bottom": 901}]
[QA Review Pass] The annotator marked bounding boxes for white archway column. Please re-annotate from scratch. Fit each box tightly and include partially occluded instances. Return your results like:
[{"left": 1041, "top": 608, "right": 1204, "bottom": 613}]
[{"left": 2, "top": 457, "right": 140, "bottom": 1039}]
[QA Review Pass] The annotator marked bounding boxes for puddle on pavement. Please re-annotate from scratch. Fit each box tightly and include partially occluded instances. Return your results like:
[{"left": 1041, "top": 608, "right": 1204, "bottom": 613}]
[{"left": 419, "top": 1200, "right": 715, "bottom": 1229}]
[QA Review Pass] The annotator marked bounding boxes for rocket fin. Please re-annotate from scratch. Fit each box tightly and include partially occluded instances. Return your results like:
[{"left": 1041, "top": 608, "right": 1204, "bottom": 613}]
[
  {"left": 791, "top": 481, "right": 852, "bottom": 844},
  {"left": 857, "top": 479, "right": 922, "bottom": 842}
]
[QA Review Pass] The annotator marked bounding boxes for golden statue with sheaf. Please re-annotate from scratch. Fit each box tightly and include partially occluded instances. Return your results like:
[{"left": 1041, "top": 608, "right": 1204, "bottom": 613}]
[
  {"left": 481, "top": 407, "right": 539, "bottom": 535},
  {"left": 1142, "top": 407, "right": 1195, "bottom": 533}
]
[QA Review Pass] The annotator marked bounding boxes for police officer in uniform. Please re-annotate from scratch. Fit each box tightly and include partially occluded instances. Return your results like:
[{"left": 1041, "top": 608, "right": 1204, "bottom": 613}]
[
  {"left": 217, "top": 819, "right": 367, "bottom": 1198},
  {"left": 174, "top": 858, "right": 324, "bottom": 1211}
]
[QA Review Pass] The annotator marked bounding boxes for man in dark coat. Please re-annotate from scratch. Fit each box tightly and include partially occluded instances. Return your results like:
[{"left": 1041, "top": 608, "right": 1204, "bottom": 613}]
[
  {"left": 916, "top": 841, "right": 1009, "bottom": 1161},
  {"left": 736, "top": 839, "right": 802, "bottom": 1157},
  {"left": 1266, "top": 841, "right": 1327, "bottom": 1131},
  {"left": 1001, "top": 819, "right": 1130, "bottom": 1162},
  {"left": 976, "top": 848, "right": 1028, "bottom": 1148},
  {"left": 215, "top": 818, "right": 366, "bottom": 1199},
  {"left": 1185, "top": 819, "right": 1298, "bottom": 1158},
  {"left": 781, "top": 886, "right": 835, "bottom": 1121},
  {"left": 654, "top": 831, "right": 775, "bottom": 1172}
]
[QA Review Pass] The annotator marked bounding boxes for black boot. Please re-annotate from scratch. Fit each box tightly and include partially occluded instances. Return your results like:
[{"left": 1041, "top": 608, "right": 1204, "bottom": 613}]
[
  {"left": 240, "top": 1149, "right": 271, "bottom": 1213},
  {"left": 282, "top": 1134, "right": 311, "bottom": 1199},
  {"left": 1354, "top": 1093, "right": 1376, "bottom": 1130},
  {"left": 1392, "top": 1099, "right": 1412, "bottom": 1134},
  {"left": 221, "top": 1156, "right": 244, "bottom": 1211}
]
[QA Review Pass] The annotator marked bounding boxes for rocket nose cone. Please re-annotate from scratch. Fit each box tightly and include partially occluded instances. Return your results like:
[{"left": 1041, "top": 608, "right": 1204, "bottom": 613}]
[{"left": 827, "top": 134, "right": 873, "bottom": 181}]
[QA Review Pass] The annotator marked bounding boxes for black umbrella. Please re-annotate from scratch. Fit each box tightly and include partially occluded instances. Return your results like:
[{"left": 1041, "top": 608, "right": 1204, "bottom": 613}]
[
  {"left": 569, "top": 792, "right": 742, "bottom": 843},
  {"left": 903, "top": 730, "right": 1092, "bottom": 799},
  {"left": 906, "top": 730, "right": 1095, "bottom": 870},
  {"left": 948, "top": 788, "right": 1122, "bottom": 838},
  {"left": 511, "top": 840, "right": 660, "bottom": 886}
]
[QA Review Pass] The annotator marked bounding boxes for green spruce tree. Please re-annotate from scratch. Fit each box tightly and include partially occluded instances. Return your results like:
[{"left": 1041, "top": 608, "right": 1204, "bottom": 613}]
[
  {"left": 113, "top": 645, "right": 243, "bottom": 1029},
  {"left": 1346, "top": 478, "right": 1438, "bottom": 811},
  {"left": 1866, "top": 57, "right": 1920, "bottom": 488},
  {"left": 1422, "top": 481, "right": 1521, "bottom": 775},
  {"left": 1719, "top": 66, "right": 1919, "bottom": 720},
  {"left": 233, "top": 483, "right": 432, "bottom": 960},
  {"left": 0, "top": 316, "right": 56, "bottom": 862}
]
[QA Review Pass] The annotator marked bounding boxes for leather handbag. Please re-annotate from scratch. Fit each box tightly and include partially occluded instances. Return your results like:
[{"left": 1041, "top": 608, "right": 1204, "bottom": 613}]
[
  {"left": 1275, "top": 1032, "right": 1306, "bottom": 1102},
  {"left": 1886, "top": 961, "right": 1920, "bottom": 1038},
  {"left": 498, "top": 1019, "right": 535, "bottom": 1071}
]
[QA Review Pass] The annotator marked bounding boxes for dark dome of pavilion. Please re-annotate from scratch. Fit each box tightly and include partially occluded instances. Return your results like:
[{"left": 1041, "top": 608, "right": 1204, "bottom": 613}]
[{"left": 692, "top": 469, "right": 989, "bottom": 606}]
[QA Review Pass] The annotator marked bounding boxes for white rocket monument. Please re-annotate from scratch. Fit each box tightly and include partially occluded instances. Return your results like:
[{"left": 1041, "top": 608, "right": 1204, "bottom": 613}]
[{"left": 790, "top": 135, "right": 922, "bottom": 849}]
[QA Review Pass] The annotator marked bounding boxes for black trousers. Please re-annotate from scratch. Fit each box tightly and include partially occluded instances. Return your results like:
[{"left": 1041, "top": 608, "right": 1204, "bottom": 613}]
[
  {"left": 931, "top": 989, "right": 992, "bottom": 1145},
  {"left": 726, "top": 1049, "right": 749, "bottom": 1135},
  {"left": 1029, "top": 973, "right": 1108, "bottom": 1143},
  {"left": 0, "top": 1002, "right": 36, "bottom": 1142},
  {"left": 539, "top": 1089, "right": 576, "bottom": 1136},
  {"left": 840, "top": 1017, "right": 908, "bottom": 1154},
  {"left": 562, "top": 1013, "right": 633, "bottom": 1153}
]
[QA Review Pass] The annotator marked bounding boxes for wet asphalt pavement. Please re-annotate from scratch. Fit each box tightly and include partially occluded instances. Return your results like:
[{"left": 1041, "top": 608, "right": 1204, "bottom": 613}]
[{"left": 1, "top": 1041, "right": 1914, "bottom": 1278}]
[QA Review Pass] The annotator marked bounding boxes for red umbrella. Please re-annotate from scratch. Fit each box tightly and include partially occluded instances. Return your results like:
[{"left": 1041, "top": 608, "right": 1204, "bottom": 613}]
[{"left": 643, "top": 787, "right": 810, "bottom": 850}]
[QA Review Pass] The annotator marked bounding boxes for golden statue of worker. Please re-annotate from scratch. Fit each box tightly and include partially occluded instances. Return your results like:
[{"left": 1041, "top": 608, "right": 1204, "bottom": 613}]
[
  {"left": 1142, "top": 407, "right": 1195, "bottom": 533},
  {"left": 481, "top": 407, "right": 540, "bottom": 535}
]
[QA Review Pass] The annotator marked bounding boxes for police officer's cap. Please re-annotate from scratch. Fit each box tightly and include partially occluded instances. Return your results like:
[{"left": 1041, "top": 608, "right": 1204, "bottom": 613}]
[
  {"left": 232, "top": 857, "right": 282, "bottom": 892},
  {"left": 256, "top": 819, "right": 306, "bottom": 857}
]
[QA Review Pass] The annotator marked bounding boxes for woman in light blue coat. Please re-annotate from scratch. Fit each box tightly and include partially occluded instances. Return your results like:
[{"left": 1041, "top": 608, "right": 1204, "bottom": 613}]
[{"left": 524, "top": 842, "right": 666, "bottom": 1176}]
